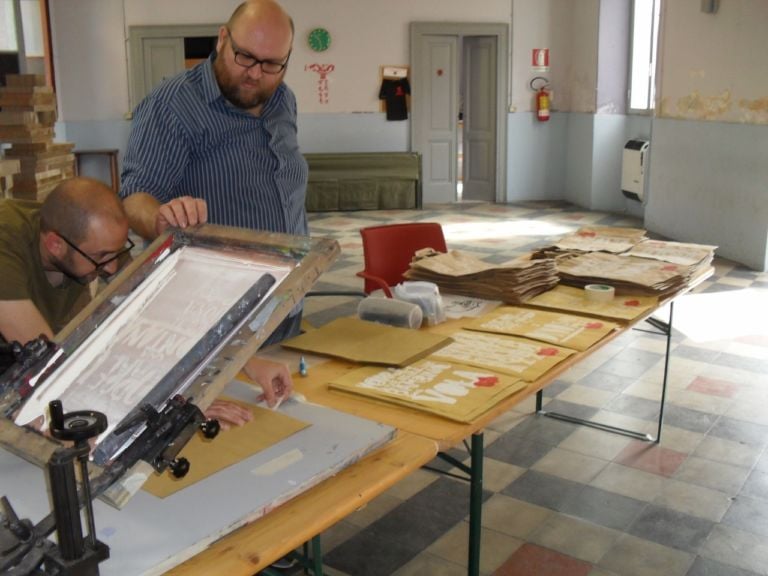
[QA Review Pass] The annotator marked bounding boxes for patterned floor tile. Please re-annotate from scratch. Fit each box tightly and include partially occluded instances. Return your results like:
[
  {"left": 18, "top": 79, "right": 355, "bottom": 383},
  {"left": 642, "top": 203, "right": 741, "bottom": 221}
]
[
  {"left": 674, "top": 345, "right": 722, "bottom": 363},
  {"left": 504, "top": 411, "right": 582, "bottom": 445},
  {"left": 692, "top": 435, "right": 763, "bottom": 469},
  {"left": 493, "top": 543, "right": 593, "bottom": 576},
  {"left": 674, "top": 456, "right": 750, "bottom": 495},
  {"left": 627, "top": 504, "right": 715, "bottom": 553},
  {"left": 391, "top": 553, "right": 466, "bottom": 576},
  {"left": 653, "top": 479, "right": 732, "bottom": 522},
  {"left": 425, "top": 521, "right": 523, "bottom": 574},
  {"left": 685, "top": 555, "right": 763, "bottom": 576},
  {"left": 531, "top": 447, "right": 609, "bottom": 484},
  {"left": 578, "top": 370, "right": 637, "bottom": 392},
  {"left": 481, "top": 493, "right": 553, "bottom": 538},
  {"left": 707, "top": 416, "right": 768, "bottom": 447},
  {"left": 662, "top": 404, "right": 719, "bottom": 434},
  {"left": 605, "top": 394, "right": 661, "bottom": 421},
  {"left": 559, "top": 484, "right": 647, "bottom": 531},
  {"left": 599, "top": 534, "right": 695, "bottom": 576},
  {"left": 741, "top": 469, "right": 768, "bottom": 501},
  {"left": 558, "top": 426, "right": 633, "bottom": 461},
  {"left": 755, "top": 448, "right": 768, "bottom": 472},
  {"left": 687, "top": 376, "right": 739, "bottom": 398},
  {"left": 721, "top": 494, "right": 768, "bottom": 538},
  {"left": 485, "top": 433, "right": 555, "bottom": 468},
  {"left": 589, "top": 462, "right": 666, "bottom": 503},
  {"left": 667, "top": 388, "right": 733, "bottom": 416},
  {"left": 615, "top": 441, "right": 688, "bottom": 477},
  {"left": 620, "top": 379, "right": 663, "bottom": 401},
  {"left": 710, "top": 352, "right": 768, "bottom": 374},
  {"left": 501, "top": 470, "right": 584, "bottom": 512},
  {"left": 698, "top": 524, "right": 768, "bottom": 575},
  {"left": 657, "top": 425, "right": 705, "bottom": 454},
  {"left": 479, "top": 458, "right": 526, "bottom": 493},
  {"left": 529, "top": 514, "right": 620, "bottom": 563}
]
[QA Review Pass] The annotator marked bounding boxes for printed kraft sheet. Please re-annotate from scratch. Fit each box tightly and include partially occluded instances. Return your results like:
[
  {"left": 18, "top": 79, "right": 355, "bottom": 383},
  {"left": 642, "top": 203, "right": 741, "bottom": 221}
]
[
  {"left": 328, "top": 359, "right": 526, "bottom": 422},
  {"left": 465, "top": 306, "right": 619, "bottom": 351},
  {"left": 525, "top": 285, "right": 658, "bottom": 322},
  {"left": 143, "top": 399, "right": 309, "bottom": 498},
  {"left": 429, "top": 330, "right": 575, "bottom": 382},
  {"left": 554, "top": 226, "right": 647, "bottom": 253},
  {"left": 281, "top": 317, "right": 452, "bottom": 367},
  {"left": 624, "top": 239, "right": 717, "bottom": 267}
]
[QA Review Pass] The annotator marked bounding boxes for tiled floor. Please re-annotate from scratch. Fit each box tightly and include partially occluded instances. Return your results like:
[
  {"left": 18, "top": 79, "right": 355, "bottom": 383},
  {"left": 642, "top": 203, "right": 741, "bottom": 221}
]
[{"left": 291, "top": 201, "right": 768, "bottom": 576}]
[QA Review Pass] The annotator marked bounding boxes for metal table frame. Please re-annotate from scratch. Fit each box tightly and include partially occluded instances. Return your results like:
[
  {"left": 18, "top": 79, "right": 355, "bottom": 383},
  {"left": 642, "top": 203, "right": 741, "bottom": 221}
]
[{"left": 535, "top": 301, "right": 675, "bottom": 443}]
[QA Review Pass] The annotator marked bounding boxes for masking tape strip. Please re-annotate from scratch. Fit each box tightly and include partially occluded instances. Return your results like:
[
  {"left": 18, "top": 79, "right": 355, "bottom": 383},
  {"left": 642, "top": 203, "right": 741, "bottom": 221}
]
[
  {"left": 251, "top": 448, "right": 303, "bottom": 476},
  {"left": 585, "top": 284, "right": 615, "bottom": 302}
]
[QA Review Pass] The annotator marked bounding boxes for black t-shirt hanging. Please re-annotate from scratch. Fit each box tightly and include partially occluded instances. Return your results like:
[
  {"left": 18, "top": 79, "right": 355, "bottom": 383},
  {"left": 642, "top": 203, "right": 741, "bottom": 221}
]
[{"left": 379, "top": 78, "right": 411, "bottom": 121}]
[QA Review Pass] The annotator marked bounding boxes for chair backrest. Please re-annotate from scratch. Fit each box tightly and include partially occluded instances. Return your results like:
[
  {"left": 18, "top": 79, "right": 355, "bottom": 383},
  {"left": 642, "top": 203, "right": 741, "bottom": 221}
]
[{"left": 358, "top": 222, "right": 447, "bottom": 295}]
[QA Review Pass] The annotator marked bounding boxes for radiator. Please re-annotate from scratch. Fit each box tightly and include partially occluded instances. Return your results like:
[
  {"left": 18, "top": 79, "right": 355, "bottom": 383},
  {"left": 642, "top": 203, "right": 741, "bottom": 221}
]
[{"left": 621, "top": 139, "right": 649, "bottom": 202}]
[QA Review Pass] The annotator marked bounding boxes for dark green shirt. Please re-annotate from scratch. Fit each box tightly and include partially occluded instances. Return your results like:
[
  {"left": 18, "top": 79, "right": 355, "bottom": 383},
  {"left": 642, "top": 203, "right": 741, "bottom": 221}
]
[{"left": 0, "top": 199, "right": 89, "bottom": 337}]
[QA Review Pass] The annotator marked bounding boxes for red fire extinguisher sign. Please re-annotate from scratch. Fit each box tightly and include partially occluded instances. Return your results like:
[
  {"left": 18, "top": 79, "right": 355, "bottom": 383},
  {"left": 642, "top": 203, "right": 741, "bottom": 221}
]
[{"left": 532, "top": 48, "right": 550, "bottom": 71}]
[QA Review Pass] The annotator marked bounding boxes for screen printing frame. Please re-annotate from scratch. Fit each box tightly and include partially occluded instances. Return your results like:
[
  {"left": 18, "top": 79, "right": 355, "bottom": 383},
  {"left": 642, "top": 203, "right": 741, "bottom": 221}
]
[{"left": 0, "top": 224, "right": 340, "bottom": 508}]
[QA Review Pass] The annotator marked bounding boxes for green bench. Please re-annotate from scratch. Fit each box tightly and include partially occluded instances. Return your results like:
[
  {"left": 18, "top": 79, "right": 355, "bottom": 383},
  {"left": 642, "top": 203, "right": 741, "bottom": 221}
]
[{"left": 304, "top": 152, "right": 422, "bottom": 212}]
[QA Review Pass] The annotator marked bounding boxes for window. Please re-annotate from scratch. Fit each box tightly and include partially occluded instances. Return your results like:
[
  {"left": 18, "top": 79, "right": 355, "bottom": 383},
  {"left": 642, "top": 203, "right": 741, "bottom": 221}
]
[{"left": 629, "top": 0, "right": 661, "bottom": 113}]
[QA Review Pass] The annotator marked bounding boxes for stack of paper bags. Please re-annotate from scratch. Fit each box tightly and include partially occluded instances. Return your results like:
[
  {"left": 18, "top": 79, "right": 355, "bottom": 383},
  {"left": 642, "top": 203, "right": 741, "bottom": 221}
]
[
  {"left": 556, "top": 251, "right": 691, "bottom": 296},
  {"left": 404, "top": 250, "right": 558, "bottom": 304},
  {"left": 533, "top": 226, "right": 647, "bottom": 260},
  {"left": 623, "top": 239, "right": 716, "bottom": 283}
]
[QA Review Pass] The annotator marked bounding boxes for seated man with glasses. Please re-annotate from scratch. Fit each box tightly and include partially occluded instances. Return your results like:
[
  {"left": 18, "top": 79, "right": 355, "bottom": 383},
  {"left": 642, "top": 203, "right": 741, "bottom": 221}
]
[
  {"left": 0, "top": 177, "right": 289, "bottom": 427},
  {"left": 0, "top": 177, "right": 131, "bottom": 345}
]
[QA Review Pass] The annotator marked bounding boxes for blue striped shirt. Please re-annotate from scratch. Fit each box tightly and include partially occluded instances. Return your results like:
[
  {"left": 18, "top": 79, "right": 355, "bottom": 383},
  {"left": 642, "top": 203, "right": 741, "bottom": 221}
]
[{"left": 120, "top": 54, "right": 308, "bottom": 236}]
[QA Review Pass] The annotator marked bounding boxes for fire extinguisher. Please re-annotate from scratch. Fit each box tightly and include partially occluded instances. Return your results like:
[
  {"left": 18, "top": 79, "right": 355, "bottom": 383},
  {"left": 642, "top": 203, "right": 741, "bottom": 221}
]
[
  {"left": 536, "top": 86, "right": 550, "bottom": 122},
  {"left": 531, "top": 77, "right": 551, "bottom": 122}
]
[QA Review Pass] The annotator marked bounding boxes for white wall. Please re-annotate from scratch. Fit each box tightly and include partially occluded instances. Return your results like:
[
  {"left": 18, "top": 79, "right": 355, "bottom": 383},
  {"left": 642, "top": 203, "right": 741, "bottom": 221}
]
[
  {"left": 53, "top": 0, "right": 512, "bottom": 120},
  {"left": 646, "top": 119, "right": 768, "bottom": 270},
  {"left": 50, "top": 0, "right": 129, "bottom": 121},
  {"left": 658, "top": 0, "right": 768, "bottom": 124},
  {"left": 644, "top": 0, "right": 768, "bottom": 270}
]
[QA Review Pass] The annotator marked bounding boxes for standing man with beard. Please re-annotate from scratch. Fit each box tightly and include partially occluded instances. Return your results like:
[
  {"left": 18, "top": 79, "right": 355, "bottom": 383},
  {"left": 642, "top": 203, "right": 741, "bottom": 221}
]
[
  {"left": 0, "top": 177, "right": 132, "bottom": 345},
  {"left": 120, "top": 0, "right": 306, "bottom": 347}
]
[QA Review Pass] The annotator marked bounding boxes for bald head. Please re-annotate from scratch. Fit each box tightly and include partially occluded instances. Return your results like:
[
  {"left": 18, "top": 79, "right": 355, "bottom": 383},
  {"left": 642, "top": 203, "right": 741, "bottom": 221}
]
[
  {"left": 227, "top": 0, "right": 294, "bottom": 45},
  {"left": 40, "top": 177, "right": 127, "bottom": 244}
]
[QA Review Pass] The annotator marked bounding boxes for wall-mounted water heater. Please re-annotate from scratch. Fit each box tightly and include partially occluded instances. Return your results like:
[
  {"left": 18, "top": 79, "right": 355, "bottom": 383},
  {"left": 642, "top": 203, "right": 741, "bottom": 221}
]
[{"left": 621, "top": 139, "right": 649, "bottom": 202}]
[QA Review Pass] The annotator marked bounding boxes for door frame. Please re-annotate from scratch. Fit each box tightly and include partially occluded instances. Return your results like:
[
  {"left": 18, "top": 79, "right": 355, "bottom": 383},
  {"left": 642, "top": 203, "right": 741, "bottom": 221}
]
[
  {"left": 410, "top": 22, "right": 508, "bottom": 203},
  {"left": 128, "top": 24, "right": 220, "bottom": 110}
]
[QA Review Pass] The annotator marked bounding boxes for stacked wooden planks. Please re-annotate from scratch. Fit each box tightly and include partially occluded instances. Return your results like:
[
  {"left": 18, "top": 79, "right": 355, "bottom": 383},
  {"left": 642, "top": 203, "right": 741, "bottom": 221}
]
[{"left": 0, "top": 74, "right": 75, "bottom": 201}]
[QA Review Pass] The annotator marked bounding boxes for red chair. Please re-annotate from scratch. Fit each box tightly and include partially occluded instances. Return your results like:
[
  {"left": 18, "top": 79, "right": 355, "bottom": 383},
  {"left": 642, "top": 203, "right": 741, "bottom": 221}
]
[{"left": 356, "top": 222, "right": 447, "bottom": 298}]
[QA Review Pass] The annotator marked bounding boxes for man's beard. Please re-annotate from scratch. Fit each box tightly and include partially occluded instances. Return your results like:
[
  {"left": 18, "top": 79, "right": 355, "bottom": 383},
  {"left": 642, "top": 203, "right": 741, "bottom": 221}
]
[
  {"left": 213, "top": 55, "right": 278, "bottom": 110},
  {"left": 50, "top": 253, "right": 96, "bottom": 286}
]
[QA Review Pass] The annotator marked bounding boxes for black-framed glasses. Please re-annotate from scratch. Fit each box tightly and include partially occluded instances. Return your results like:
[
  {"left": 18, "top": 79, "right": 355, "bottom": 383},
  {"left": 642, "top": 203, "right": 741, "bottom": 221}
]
[
  {"left": 226, "top": 27, "right": 291, "bottom": 74},
  {"left": 57, "top": 231, "right": 135, "bottom": 273}
]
